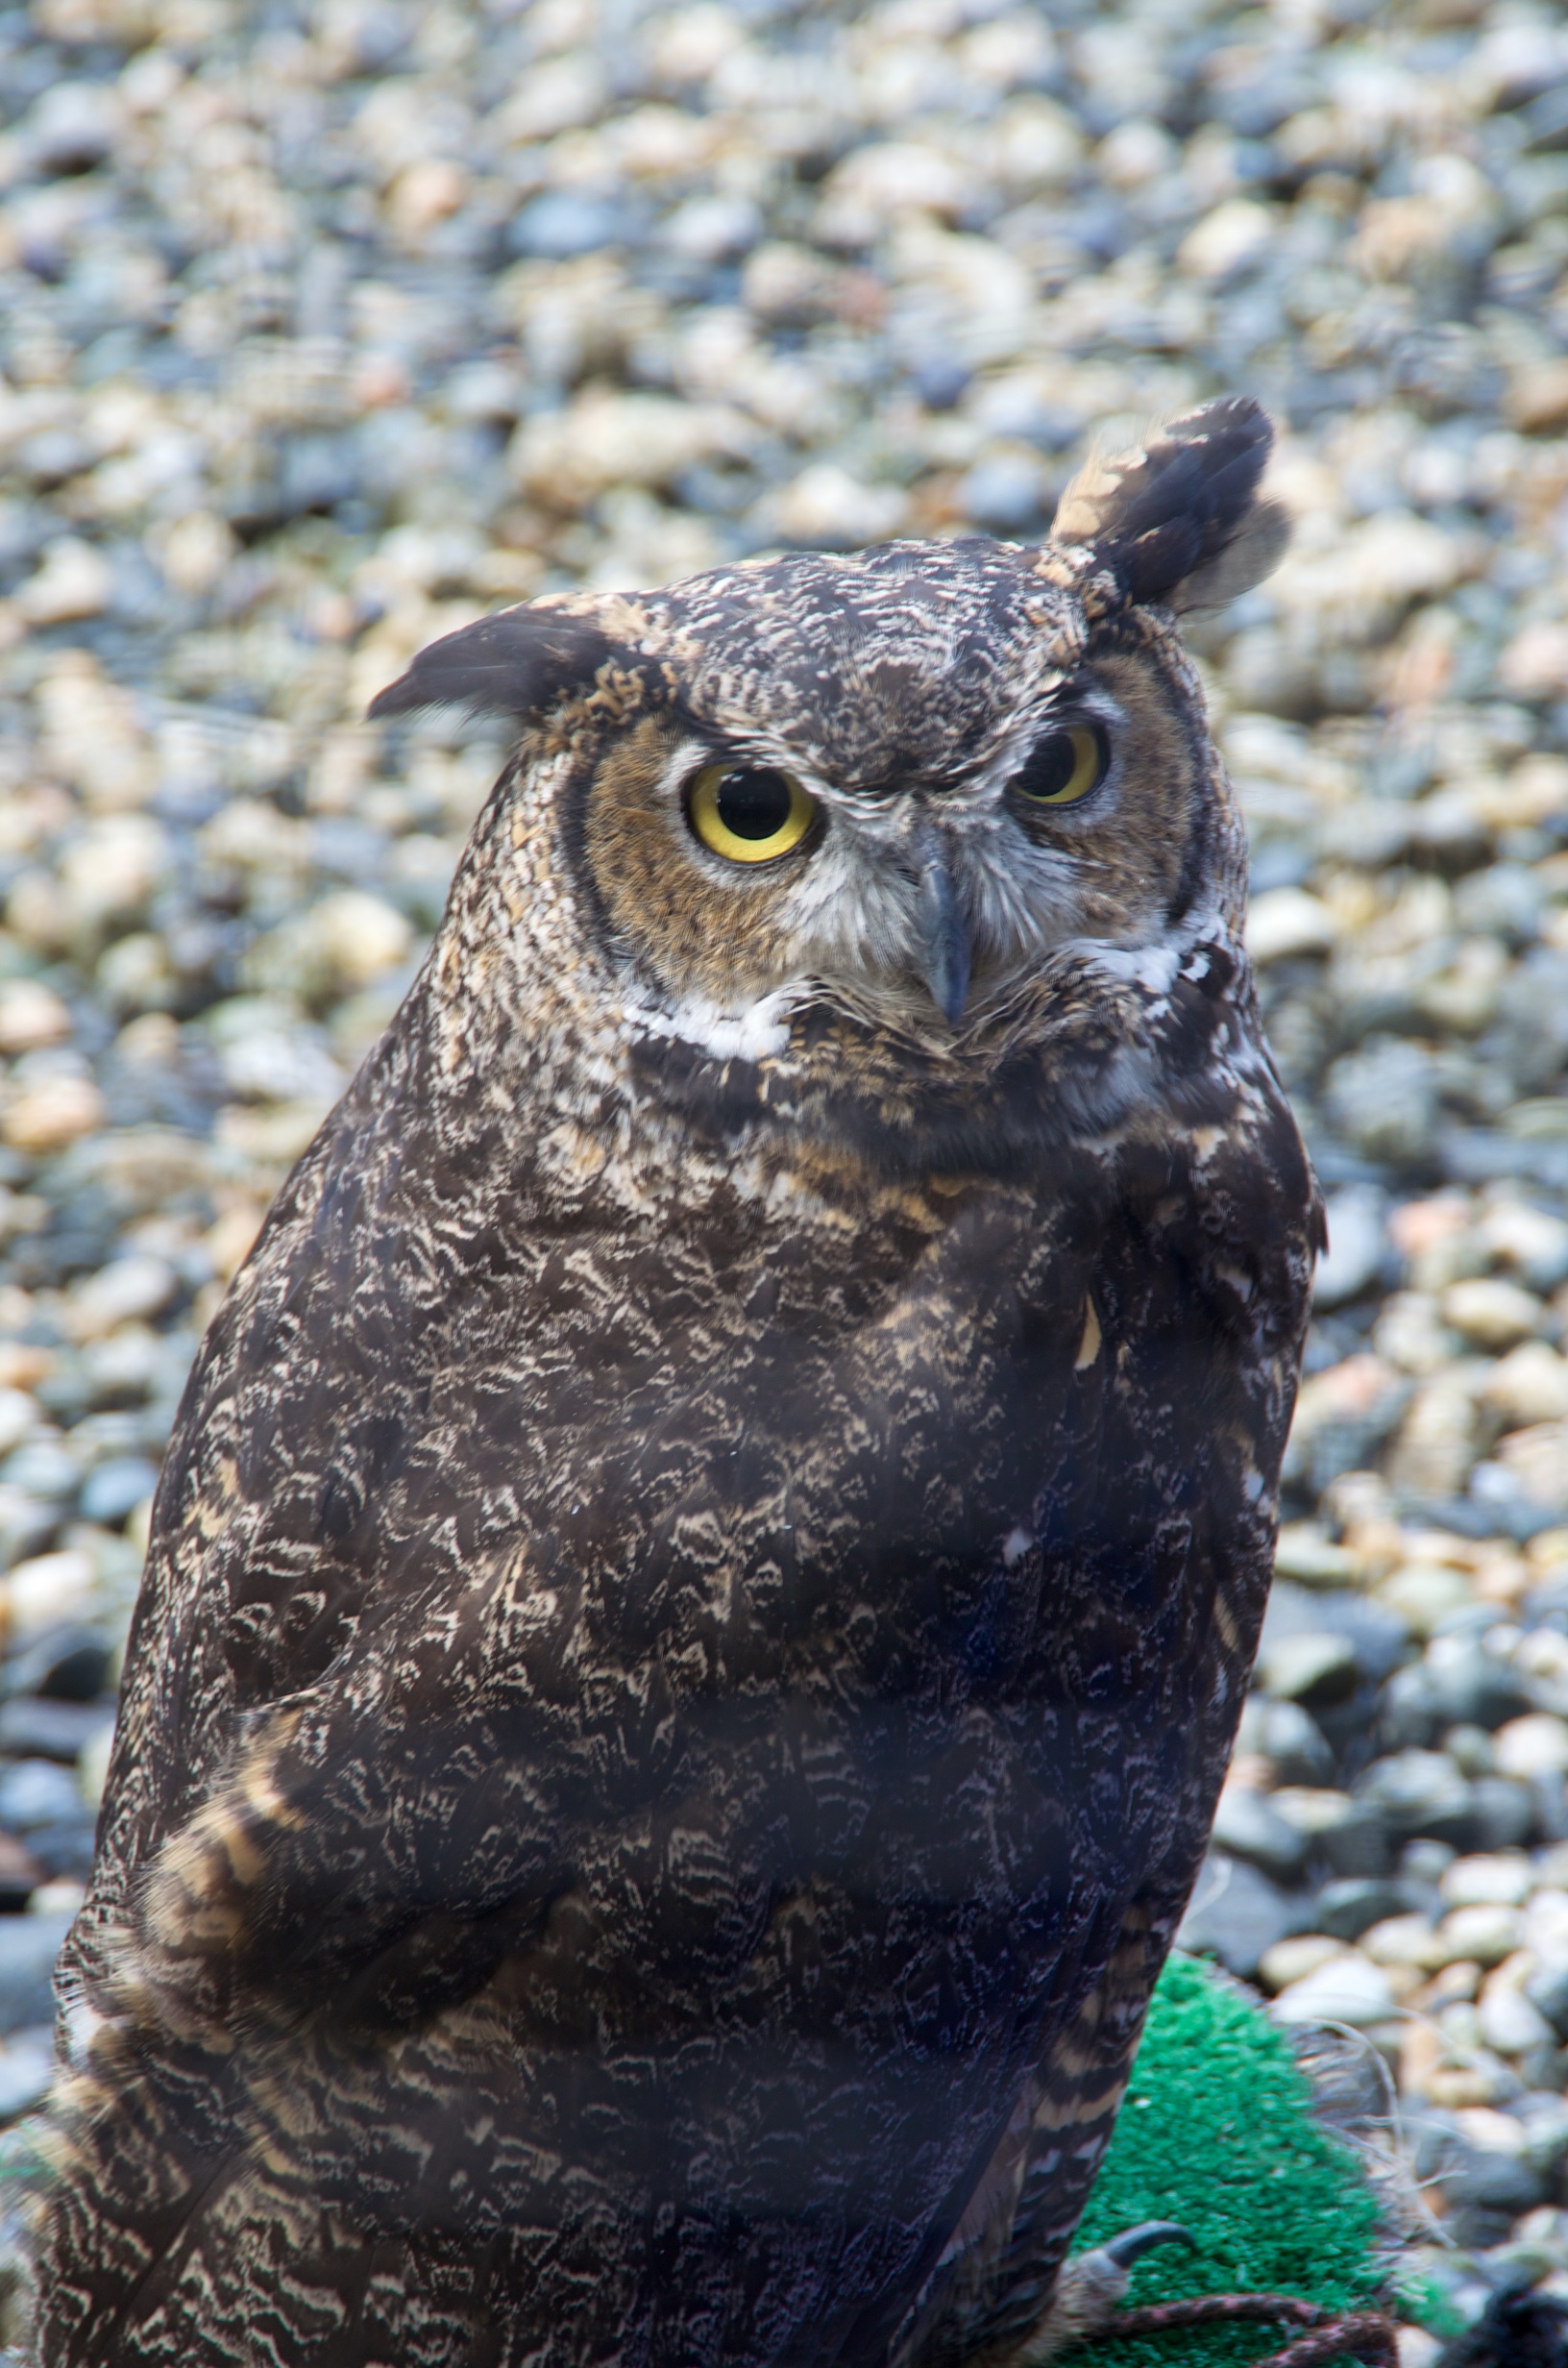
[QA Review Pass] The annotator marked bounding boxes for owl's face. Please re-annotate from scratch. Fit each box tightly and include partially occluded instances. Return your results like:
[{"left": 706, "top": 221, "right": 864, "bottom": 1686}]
[
  {"left": 376, "top": 399, "right": 1287, "bottom": 1173},
  {"left": 574, "top": 570, "right": 1219, "bottom": 1034}
]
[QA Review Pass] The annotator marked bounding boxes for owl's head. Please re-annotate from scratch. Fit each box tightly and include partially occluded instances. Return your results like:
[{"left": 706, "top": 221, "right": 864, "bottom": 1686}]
[{"left": 374, "top": 398, "right": 1286, "bottom": 1175}]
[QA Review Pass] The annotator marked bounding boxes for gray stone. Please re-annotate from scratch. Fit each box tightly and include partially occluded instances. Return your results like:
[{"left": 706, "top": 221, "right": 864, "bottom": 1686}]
[
  {"left": 1309, "top": 1802, "right": 1394, "bottom": 1879},
  {"left": 1257, "top": 1629, "right": 1360, "bottom": 1710},
  {"left": 23, "top": 83, "right": 121, "bottom": 175},
  {"left": 1453, "top": 863, "right": 1549, "bottom": 948},
  {"left": 1470, "top": 1777, "right": 1536, "bottom": 1852},
  {"left": 0, "top": 1759, "right": 83, "bottom": 1832},
  {"left": 1356, "top": 1750, "right": 1480, "bottom": 1848},
  {"left": 956, "top": 456, "right": 1049, "bottom": 533},
  {"left": 0, "top": 1625, "right": 113, "bottom": 1704},
  {"left": 1436, "top": 2146, "right": 1547, "bottom": 2248},
  {"left": 0, "top": 1913, "right": 72, "bottom": 2035},
  {"left": 1383, "top": 1645, "right": 1531, "bottom": 1746},
  {"left": 1210, "top": 1788, "right": 1309, "bottom": 1883},
  {"left": 1516, "top": 2096, "right": 1568, "bottom": 2176},
  {"left": 1322, "top": 1037, "right": 1442, "bottom": 1169},
  {"left": 1260, "top": 1583, "right": 1409, "bottom": 1685},
  {"left": 0, "top": 1698, "right": 113, "bottom": 1763},
  {"left": 1175, "top": 1850, "right": 1307, "bottom": 1979},
  {"left": 1526, "top": 1960, "right": 1568, "bottom": 2039},
  {"left": 78, "top": 1455, "right": 159, "bottom": 1527},
  {"left": 0, "top": 2035, "right": 52, "bottom": 2123},
  {"left": 26, "top": 1818, "right": 96, "bottom": 1880},
  {"left": 1254, "top": 1698, "right": 1334, "bottom": 1785},
  {"left": 0, "top": 1443, "right": 79, "bottom": 1504},
  {"left": 1313, "top": 1185, "right": 1387, "bottom": 1309},
  {"left": 1312, "top": 1879, "right": 1407, "bottom": 1940},
  {"left": 508, "top": 192, "right": 640, "bottom": 260}
]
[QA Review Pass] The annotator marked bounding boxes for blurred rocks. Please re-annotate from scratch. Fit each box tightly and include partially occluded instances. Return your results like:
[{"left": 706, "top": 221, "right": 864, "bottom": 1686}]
[{"left": 0, "top": 0, "right": 1565, "bottom": 2323}]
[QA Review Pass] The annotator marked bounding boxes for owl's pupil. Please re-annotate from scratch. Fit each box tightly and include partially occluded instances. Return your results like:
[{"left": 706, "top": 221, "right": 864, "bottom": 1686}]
[
  {"left": 1017, "top": 733, "right": 1076, "bottom": 800},
  {"left": 715, "top": 770, "right": 793, "bottom": 840}
]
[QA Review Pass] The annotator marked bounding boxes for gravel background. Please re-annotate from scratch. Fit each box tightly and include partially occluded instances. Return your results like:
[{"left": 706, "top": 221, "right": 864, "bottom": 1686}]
[{"left": 2, "top": 0, "right": 1568, "bottom": 2352}]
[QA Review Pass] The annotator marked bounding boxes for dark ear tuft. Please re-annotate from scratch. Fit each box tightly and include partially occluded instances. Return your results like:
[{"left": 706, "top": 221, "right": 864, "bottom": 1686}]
[
  {"left": 1047, "top": 395, "right": 1287, "bottom": 611},
  {"left": 367, "top": 607, "right": 613, "bottom": 723}
]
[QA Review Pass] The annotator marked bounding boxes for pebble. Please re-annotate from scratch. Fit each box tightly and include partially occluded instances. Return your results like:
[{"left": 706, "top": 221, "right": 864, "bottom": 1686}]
[
  {"left": 1363, "top": 1913, "right": 1447, "bottom": 1973},
  {"left": 0, "top": 1551, "right": 95, "bottom": 1641},
  {"left": 1479, "top": 1982, "right": 1556, "bottom": 2060},
  {"left": 1257, "top": 1934, "right": 1347, "bottom": 1994},
  {"left": 1247, "top": 887, "right": 1339, "bottom": 970},
  {"left": 0, "top": 1763, "right": 82, "bottom": 1835},
  {"left": 1175, "top": 1849, "right": 1307, "bottom": 1980},
  {"left": 1311, "top": 1185, "right": 1386, "bottom": 1312},
  {"left": 1313, "top": 1878, "right": 1406, "bottom": 1940},
  {"left": 1496, "top": 1715, "right": 1568, "bottom": 1781},
  {"left": 0, "top": 0, "right": 1563, "bottom": 2315},
  {"left": 0, "top": 1914, "right": 72, "bottom": 2036},
  {"left": 1211, "top": 1784, "right": 1309, "bottom": 1885},
  {"left": 0, "top": 1698, "right": 112, "bottom": 1764},
  {"left": 1442, "top": 1278, "right": 1547, "bottom": 1354},
  {"left": 1441, "top": 1855, "right": 1536, "bottom": 1912},
  {"left": 0, "top": 2033, "right": 51, "bottom": 2124},
  {"left": 1256, "top": 1629, "right": 1360, "bottom": 1709},
  {"left": 1271, "top": 1949, "right": 1396, "bottom": 2028}
]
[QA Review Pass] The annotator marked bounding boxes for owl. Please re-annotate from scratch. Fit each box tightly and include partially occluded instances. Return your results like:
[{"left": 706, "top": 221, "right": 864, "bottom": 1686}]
[{"left": 35, "top": 397, "right": 1320, "bottom": 2368}]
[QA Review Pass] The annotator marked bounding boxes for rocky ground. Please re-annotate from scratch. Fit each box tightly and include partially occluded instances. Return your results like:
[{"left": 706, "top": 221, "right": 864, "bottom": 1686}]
[{"left": 1, "top": 0, "right": 1568, "bottom": 2352}]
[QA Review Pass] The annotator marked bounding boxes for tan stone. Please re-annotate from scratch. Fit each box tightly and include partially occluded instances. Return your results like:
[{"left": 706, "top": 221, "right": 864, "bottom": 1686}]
[
  {"left": 1434, "top": 1904, "right": 1523, "bottom": 1966},
  {"left": 15, "top": 538, "right": 112, "bottom": 625},
  {"left": 1362, "top": 1913, "right": 1448, "bottom": 1971},
  {"left": 1484, "top": 1343, "right": 1568, "bottom": 1427},
  {"left": 1441, "top": 1275, "right": 1544, "bottom": 1350},
  {"left": 0, "top": 979, "right": 71, "bottom": 1055},
  {"left": 1374, "top": 1561, "right": 1473, "bottom": 1638},
  {"left": 1, "top": 1073, "right": 105, "bottom": 1156},
  {"left": 1507, "top": 358, "right": 1568, "bottom": 434},
  {"left": 1257, "top": 1935, "right": 1345, "bottom": 1994},
  {"left": 1178, "top": 198, "right": 1275, "bottom": 281},
  {"left": 1499, "top": 619, "right": 1568, "bottom": 701}
]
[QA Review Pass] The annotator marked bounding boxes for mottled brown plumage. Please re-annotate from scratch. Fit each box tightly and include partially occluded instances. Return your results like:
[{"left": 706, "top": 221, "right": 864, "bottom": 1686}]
[{"left": 35, "top": 396, "right": 1318, "bottom": 2368}]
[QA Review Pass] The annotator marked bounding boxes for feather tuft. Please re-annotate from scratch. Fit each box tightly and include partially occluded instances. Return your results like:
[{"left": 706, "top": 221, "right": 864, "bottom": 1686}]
[
  {"left": 1046, "top": 395, "right": 1287, "bottom": 611},
  {"left": 367, "top": 606, "right": 614, "bottom": 722}
]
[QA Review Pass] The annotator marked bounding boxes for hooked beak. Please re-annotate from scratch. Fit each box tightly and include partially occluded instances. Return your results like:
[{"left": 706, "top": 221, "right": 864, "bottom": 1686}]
[{"left": 915, "top": 841, "right": 970, "bottom": 1024}]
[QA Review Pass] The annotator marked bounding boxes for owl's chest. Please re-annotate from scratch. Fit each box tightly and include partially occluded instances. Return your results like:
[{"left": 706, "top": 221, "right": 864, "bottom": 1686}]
[
  {"left": 458, "top": 1186, "right": 1255, "bottom": 2042},
  {"left": 451, "top": 1176, "right": 1252, "bottom": 1705}
]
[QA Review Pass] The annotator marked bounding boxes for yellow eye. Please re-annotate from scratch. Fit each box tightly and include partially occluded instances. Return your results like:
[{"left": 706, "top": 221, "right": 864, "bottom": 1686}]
[
  {"left": 1012, "top": 724, "right": 1108, "bottom": 807},
  {"left": 688, "top": 763, "right": 816, "bottom": 864}
]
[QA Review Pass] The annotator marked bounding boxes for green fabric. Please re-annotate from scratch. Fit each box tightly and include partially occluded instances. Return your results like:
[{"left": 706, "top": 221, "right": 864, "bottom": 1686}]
[{"left": 1067, "top": 1953, "right": 1385, "bottom": 2366}]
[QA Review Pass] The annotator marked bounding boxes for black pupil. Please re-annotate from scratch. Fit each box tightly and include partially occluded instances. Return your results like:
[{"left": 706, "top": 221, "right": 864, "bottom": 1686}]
[
  {"left": 715, "top": 769, "right": 793, "bottom": 840},
  {"left": 1016, "top": 728, "right": 1090, "bottom": 801}
]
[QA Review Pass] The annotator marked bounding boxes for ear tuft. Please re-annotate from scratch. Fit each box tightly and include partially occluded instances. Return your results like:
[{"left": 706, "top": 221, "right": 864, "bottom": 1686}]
[
  {"left": 367, "top": 606, "right": 613, "bottom": 723},
  {"left": 1047, "top": 395, "right": 1287, "bottom": 612}
]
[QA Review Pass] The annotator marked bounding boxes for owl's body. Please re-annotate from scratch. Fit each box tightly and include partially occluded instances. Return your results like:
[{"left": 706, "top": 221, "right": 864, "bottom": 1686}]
[{"left": 37, "top": 403, "right": 1318, "bottom": 2368}]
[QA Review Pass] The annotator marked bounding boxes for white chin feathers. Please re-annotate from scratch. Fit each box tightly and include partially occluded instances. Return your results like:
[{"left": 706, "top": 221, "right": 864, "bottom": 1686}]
[{"left": 624, "top": 989, "right": 795, "bottom": 1065}]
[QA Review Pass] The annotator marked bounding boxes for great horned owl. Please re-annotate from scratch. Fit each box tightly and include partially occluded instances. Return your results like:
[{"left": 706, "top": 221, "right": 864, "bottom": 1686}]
[{"left": 37, "top": 398, "right": 1318, "bottom": 2368}]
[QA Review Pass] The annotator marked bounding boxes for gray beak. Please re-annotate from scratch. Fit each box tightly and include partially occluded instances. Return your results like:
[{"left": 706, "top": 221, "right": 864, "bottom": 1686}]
[{"left": 916, "top": 842, "right": 970, "bottom": 1024}]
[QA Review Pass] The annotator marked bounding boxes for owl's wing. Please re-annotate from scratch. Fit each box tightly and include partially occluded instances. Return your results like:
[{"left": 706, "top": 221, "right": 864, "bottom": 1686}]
[
  {"left": 73, "top": 1057, "right": 592, "bottom": 2043},
  {"left": 131, "top": 1638, "right": 570, "bottom": 2035}
]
